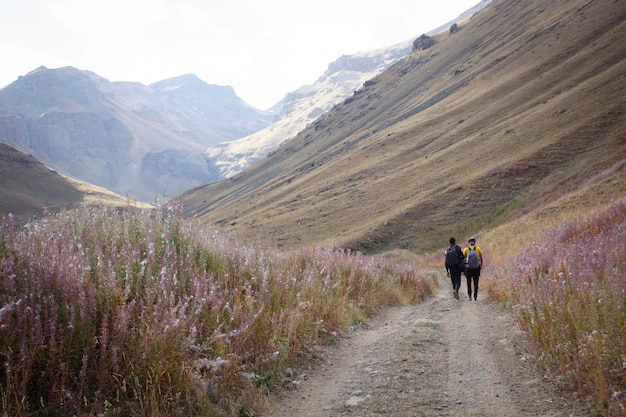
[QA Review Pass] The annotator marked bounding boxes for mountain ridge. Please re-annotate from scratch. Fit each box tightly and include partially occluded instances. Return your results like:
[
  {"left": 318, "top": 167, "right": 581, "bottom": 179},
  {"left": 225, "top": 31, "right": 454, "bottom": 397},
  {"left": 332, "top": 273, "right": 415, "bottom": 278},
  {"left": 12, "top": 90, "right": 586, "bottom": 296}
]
[
  {"left": 204, "top": 0, "right": 494, "bottom": 179},
  {"left": 179, "top": 0, "right": 626, "bottom": 253},
  {"left": 0, "top": 2, "right": 493, "bottom": 207},
  {"left": 205, "top": 41, "right": 413, "bottom": 178},
  {"left": 0, "top": 66, "right": 273, "bottom": 201}
]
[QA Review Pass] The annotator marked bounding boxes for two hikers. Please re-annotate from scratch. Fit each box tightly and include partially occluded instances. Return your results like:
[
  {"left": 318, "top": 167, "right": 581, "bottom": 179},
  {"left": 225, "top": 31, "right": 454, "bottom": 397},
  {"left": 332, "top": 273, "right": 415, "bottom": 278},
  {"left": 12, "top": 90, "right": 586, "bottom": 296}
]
[
  {"left": 444, "top": 237, "right": 464, "bottom": 299},
  {"left": 463, "top": 237, "right": 483, "bottom": 300},
  {"left": 444, "top": 236, "right": 483, "bottom": 300}
]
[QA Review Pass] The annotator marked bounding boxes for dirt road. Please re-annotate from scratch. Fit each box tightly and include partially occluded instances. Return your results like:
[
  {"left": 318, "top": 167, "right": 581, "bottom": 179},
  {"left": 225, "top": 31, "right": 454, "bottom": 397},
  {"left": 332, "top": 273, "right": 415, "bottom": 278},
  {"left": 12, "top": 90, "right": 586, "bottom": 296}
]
[{"left": 262, "top": 273, "right": 583, "bottom": 416}]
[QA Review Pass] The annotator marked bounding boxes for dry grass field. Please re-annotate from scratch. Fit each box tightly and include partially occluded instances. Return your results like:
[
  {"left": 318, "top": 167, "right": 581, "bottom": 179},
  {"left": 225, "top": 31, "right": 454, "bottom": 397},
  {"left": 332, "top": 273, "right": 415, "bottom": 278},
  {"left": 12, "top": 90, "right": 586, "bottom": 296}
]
[{"left": 180, "top": 0, "right": 626, "bottom": 256}]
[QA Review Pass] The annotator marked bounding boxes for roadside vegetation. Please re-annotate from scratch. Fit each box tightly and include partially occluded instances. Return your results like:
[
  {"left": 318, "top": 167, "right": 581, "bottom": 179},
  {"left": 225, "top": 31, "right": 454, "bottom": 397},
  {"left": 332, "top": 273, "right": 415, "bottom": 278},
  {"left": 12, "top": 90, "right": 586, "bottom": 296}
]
[
  {"left": 1, "top": 196, "right": 624, "bottom": 416},
  {"left": 490, "top": 198, "right": 626, "bottom": 416},
  {"left": 0, "top": 201, "right": 434, "bottom": 416}
]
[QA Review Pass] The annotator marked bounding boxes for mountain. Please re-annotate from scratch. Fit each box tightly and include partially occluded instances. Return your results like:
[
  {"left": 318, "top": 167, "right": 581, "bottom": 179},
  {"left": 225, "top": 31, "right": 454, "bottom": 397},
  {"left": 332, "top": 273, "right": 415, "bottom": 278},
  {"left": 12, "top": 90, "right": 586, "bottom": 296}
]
[
  {"left": 0, "top": 142, "right": 83, "bottom": 223},
  {"left": 204, "top": 1, "right": 493, "bottom": 179},
  {"left": 0, "top": 143, "right": 149, "bottom": 224},
  {"left": 0, "top": 67, "right": 273, "bottom": 201},
  {"left": 205, "top": 42, "right": 412, "bottom": 178},
  {"left": 149, "top": 74, "right": 274, "bottom": 144},
  {"left": 179, "top": 0, "right": 626, "bottom": 253}
]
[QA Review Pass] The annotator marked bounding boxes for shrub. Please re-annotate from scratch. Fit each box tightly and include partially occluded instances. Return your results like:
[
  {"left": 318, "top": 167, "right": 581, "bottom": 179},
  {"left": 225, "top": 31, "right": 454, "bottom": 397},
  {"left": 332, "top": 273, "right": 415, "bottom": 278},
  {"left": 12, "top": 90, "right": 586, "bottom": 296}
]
[
  {"left": 0, "top": 201, "right": 432, "bottom": 416},
  {"left": 497, "top": 198, "right": 626, "bottom": 415}
]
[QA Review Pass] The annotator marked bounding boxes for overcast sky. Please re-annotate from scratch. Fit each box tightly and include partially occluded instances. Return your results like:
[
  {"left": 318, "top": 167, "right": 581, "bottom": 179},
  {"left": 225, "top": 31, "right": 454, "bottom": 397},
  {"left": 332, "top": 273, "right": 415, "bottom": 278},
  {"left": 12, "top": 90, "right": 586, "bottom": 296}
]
[{"left": 1, "top": 0, "right": 481, "bottom": 110}]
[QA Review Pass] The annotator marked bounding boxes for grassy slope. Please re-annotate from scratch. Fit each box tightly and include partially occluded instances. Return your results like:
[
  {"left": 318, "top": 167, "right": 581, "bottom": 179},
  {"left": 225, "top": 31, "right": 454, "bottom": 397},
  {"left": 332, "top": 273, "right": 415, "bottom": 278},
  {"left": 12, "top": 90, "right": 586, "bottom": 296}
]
[
  {"left": 180, "top": 0, "right": 626, "bottom": 253},
  {"left": 0, "top": 143, "right": 85, "bottom": 223},
  {"left": 0, "top": 143, "right": 151, "bottom": 224}
]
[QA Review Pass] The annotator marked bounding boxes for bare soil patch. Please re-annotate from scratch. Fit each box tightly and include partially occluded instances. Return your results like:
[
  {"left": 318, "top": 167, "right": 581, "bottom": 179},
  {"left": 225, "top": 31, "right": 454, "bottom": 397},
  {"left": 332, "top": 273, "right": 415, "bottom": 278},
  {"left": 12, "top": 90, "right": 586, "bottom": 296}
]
[{"left": 261, "top": 273, "right": 586, "bottom": 417}]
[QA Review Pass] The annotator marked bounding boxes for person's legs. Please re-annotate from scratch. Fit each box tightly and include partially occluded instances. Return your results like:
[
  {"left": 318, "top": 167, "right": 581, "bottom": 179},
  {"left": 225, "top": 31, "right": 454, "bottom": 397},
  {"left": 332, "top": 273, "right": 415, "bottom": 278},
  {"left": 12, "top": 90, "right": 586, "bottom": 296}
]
[
  {"left": 473, "top": 276, "right": 479, "bottom": 299},
  {"left": 466, "top": 273, "right": 472, "bottom": 299},
  {"left": 470, "top": 268, "right": 481, "bottom": 300},
  {"left": 452, "top": 269, "right": 461, "bottom": 299},
  {"left": 449, "top": 274, "right": 455, "bottom": 290}
]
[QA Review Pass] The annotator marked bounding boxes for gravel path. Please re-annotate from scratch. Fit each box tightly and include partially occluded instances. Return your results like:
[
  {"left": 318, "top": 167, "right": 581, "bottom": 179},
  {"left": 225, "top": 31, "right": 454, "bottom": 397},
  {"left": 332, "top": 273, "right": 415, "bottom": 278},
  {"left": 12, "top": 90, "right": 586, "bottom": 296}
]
[{"left": 261, "top": 273, "right": 584, "bottom": 416}]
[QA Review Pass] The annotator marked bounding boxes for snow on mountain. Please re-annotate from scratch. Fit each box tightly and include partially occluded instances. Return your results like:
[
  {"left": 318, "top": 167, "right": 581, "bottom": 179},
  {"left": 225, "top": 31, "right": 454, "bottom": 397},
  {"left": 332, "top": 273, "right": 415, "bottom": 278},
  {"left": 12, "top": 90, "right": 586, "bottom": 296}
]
[{"left": 205, "top": 41, "right": 412, "bottom": 178}]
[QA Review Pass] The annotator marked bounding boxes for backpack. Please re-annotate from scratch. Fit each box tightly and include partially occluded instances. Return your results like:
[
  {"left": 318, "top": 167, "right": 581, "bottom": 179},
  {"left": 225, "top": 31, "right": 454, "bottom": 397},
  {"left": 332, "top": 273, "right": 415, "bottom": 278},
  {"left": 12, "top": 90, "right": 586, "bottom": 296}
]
[
  {"left": 467, "top": 247, "right": 480, "bottom": 269},
  {"left": 445, "top": 245, "right": 462, "bottom": 268}
]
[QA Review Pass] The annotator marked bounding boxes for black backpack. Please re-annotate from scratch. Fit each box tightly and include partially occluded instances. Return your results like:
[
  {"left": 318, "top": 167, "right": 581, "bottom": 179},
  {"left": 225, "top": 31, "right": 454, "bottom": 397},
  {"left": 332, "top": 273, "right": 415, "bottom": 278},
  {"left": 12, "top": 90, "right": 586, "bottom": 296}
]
[{"left": 445, "top": 245, "right": 463, "bottom": 268}]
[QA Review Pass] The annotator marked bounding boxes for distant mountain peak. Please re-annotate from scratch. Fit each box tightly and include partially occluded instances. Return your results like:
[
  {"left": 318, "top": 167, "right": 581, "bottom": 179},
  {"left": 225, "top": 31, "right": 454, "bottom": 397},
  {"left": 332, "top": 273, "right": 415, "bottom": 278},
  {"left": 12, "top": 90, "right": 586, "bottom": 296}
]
[
  {"left": 0, "top": 66, "right": 273, "bottom": 201},
  {"left": 150, "top": 73, "right": 202, "bottom": 89},
  {"left": 149, "top": 75, "right": 238, "bottom": 101},
  {"left": 19, "top": 65, "right": 106, "bottom": 83}
]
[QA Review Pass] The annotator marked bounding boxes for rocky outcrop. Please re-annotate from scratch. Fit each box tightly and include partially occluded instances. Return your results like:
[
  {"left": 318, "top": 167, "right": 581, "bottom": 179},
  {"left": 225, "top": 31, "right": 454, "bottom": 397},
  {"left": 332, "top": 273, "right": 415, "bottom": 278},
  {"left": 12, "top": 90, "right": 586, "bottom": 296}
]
[{"left": 412, "top": 34, "right": 434, "bottom": 51}]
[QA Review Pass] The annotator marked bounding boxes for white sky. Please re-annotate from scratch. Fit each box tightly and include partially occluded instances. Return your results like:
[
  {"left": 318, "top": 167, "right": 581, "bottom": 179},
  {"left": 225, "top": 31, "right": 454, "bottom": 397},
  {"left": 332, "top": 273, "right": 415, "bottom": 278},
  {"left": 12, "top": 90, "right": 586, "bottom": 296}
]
[{"left": 0, "top": 0, "right": 481, "bottom": 110}]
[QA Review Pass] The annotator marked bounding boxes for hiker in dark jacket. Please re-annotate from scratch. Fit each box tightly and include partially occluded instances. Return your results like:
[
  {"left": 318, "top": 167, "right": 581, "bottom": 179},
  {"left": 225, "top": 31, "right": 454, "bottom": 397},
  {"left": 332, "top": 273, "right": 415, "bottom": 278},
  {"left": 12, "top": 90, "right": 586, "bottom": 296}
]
[
  {"left": 444, "top": 237, "right": 464, "bottom": 300},
  {"left": 463, "top": 237, "right": 483, "bottom": 300}
]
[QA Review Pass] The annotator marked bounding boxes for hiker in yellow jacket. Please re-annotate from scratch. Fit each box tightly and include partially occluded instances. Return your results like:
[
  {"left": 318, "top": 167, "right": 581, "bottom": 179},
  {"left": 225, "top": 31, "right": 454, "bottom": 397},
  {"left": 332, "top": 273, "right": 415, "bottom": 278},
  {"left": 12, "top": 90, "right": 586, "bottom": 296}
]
[{"left": 463, "top": 237, "right": 483, "bottom": 300}]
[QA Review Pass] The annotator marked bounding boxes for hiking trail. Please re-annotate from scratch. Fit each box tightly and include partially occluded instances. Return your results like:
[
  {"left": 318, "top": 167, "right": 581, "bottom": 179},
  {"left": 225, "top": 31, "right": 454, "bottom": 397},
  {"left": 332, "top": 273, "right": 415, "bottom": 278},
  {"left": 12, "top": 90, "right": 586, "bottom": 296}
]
[{"left": 261, "top": 273, "right": 583, "bottom": 417}]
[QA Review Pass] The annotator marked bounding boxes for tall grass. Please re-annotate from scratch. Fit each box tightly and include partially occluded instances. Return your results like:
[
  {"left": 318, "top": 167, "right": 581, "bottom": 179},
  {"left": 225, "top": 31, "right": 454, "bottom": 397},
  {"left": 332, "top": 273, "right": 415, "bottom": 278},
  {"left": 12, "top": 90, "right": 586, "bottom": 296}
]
[
  {"left": 493, "top": 198, "right": 626, "bottom": 415},
  {"left": 0, "top": 201, "right": 434, "bottom": 416}
]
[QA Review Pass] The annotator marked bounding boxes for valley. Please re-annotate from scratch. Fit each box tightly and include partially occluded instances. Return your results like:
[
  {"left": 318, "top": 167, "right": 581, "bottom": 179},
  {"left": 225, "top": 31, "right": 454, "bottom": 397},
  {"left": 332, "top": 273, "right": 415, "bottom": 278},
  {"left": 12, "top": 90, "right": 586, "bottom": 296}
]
[{"left": 0, "top": 0, "right": 625, "bottom": 416}]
